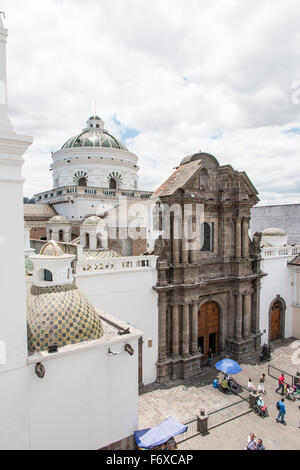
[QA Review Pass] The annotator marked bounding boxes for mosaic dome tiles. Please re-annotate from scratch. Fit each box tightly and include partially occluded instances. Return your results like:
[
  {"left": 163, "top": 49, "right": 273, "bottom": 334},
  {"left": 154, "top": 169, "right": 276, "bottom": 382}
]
[{"left": 27, "top": 283, "right": 104, "bottom": 354}]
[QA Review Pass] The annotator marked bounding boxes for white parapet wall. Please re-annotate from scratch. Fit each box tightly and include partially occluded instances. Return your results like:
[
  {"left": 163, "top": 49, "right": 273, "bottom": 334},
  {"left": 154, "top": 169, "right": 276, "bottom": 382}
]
[
  {"left": 260, "top": 245, "right": 300, "bottom": 344},
  {"left": 28, "top": 313, "right": 141, "bottom": 450},
  {"left": 76, "top": 255, "right": 158, "bottom": 385}
]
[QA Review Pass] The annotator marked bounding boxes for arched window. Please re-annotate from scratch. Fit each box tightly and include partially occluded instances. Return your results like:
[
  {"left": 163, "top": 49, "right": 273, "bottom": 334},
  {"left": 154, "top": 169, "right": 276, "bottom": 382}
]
[
  {"left": 59, "top": 230, "right": 64, "bottom": 242},
  {"left": 85, "top": 233, "right": 90, "bottom": 249},
  {"left": 109, "top": 178, "right": 117, "bottom": 189},
  {"left": 78, "top": 177, "right": 87, "bottom": 187},
  {"left": 49, "top": 229, "right": 52, "bottom": 240},
  {"left": 44, "top": 270, "right": 53, "bottom": 282},
  {"left": 201, "top": 222, "right": 213, "bottom": 252}
]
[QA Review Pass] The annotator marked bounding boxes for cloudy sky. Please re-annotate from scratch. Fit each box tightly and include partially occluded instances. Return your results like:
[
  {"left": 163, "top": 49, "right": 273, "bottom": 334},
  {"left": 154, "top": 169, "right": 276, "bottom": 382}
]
[{"left": 3, "top": 0, "right": 300, "bottom": 204}]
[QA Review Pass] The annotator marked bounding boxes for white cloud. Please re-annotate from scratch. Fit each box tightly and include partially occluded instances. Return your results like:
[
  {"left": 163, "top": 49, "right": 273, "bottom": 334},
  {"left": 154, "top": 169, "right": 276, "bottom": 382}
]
[{"left": 2, "top": 0, "right": 300, "bottom": 204}]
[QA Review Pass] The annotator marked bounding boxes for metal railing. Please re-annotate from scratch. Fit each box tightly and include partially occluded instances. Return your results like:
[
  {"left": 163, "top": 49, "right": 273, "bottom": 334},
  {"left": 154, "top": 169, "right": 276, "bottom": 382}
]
[
  {"left": 174, "top": 418, "right": 198, "bottom": 444},
  {"left": 208, "top": 399, "right": 251, "bottom": 430},
  {"left": 268, "top": 365, "right": 299, "bottom": 387}
]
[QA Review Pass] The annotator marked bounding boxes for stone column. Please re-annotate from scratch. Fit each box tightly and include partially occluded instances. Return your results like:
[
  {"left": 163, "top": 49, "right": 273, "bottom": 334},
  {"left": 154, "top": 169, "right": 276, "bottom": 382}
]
[
  {"left": 190, "top": 215, "right": 197, "bottom": 264},
  {"left": 235, "top": 218, "right": 241, "bottom": 259},
  {"left": 252, "top": 279, "right": 261, "bottom": 335},
  {"left": 182, "top": 304, "right": 190, "bottom": 358},
  {"left": 172, "top": 304, "right": 179, "bottom": 358},
  {"left": 243, "top": 291, "right": 251, "bottom": 339},
  {"left": 158, "top": 293, "right": 167, "bottom": 362},
  {"left": 227, "top": 292, "right": 235, "bottom": 341},
  {"left": 235, "top": 293, "right": 243, "bottom": 340},
  {"left": 182, "top": 211, "right": 189, "bottom": 264},
  {"left": 242, "top": 218, "right": 249, "bottom": 259},
  {"left": 173, "top": 235, "right": 179, "bottom": 264},
  {"left": 191, "top": 302, "right": 198, "bottom": 354},
  {"left": 182, "top": 233, "right": 189, "bottom": 264}
]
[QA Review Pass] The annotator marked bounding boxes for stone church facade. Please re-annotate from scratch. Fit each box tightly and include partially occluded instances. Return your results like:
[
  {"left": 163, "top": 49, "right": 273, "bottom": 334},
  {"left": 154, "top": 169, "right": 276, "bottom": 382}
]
[{"left": 153, "top": 152, "right": 265, "bottom": 382}]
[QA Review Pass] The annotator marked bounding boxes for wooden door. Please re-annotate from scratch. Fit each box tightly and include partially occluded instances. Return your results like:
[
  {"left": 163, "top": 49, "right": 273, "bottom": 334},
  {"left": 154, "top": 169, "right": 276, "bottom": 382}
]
[
  {"left": 271, "top": 301, "right": 281, "bottom": 341},
  {"left": 198, "top": 301, "right": 220, "bottom": 355}
]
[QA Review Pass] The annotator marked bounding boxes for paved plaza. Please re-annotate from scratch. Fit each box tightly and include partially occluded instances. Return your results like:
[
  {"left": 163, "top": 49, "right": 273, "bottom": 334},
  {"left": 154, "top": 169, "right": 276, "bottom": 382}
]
[{"left": 139, "top": 339, "right": 300, "bottom": 450}]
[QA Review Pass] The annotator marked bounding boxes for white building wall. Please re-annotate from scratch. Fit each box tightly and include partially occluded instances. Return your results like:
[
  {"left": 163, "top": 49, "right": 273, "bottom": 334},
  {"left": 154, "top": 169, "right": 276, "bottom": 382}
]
[
  {"left": 54, "top": 198, "right": 119, "bottom": 222},
  {"left": 29, "top": 335, "right": 139, "bottom": 450},
  {"left": 260, "top": 253, "right": 294, "bottom": 344},
  {"left": 0, "top": 18, "right": 32, "bottom": 450},
  {"left": 76, "top": 266, "right": 158, "bottom": 385}
]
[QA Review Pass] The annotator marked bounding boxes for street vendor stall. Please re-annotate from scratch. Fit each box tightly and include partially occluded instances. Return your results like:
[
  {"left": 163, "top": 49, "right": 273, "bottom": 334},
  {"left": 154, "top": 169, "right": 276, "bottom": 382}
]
[{"left": 134, "top": 417, "right": 187, "bottom": 450}]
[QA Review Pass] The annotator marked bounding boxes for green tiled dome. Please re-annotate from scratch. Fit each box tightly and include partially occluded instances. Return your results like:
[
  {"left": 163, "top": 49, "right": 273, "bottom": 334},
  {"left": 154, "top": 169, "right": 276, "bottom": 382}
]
[
  {"left": 27, "top": 283, "right": 104, "bottom": 354},
  {"left": 62, "top": 129, "right": 127, "bottom": 150}
]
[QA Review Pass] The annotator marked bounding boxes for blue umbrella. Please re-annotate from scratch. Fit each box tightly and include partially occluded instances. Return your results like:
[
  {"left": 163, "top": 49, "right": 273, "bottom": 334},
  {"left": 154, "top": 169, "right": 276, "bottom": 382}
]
[{"left": 215, "top": 358, "right": 242, "bottom": 375}]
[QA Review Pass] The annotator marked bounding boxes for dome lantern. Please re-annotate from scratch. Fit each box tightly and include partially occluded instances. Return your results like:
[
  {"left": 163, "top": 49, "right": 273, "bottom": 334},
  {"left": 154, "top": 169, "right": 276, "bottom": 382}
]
[
  {"left": 86, "top": 115, "right": 105, "bottom": 131},
  {"left": 30, "top": 241, "right": 75, "bottom": 287}
]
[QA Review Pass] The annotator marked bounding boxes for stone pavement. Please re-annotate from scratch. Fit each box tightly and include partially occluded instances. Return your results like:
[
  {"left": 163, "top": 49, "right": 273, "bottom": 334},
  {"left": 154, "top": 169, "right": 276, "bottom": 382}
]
[{"left": 139, "top": 339, "right": 300, "bottom": 450}]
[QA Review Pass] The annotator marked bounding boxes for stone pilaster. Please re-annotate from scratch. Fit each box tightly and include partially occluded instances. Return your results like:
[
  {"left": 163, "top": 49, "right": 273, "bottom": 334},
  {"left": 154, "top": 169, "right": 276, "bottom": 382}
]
[
  {"left": 235, "top": 218, "right": 242, "bottom": 259},
  {"left": 243, "top": 291, "right": 251, "bottom": 339},
  {"left": 235, "top": 293, "right": 243, "bottom": 339},
  {"left": 172, "top": 304, "right": 179, "bottom": 358},
  {"left": 191, "top": 301, "right": 198, "bottom": 354},
  {"left": 182, "top": 304, "right": 190, "bottom": 358},
  {"left": 158, "top": 293, "right": 167, "bottom": 362},
  {"left": 242, "top": 217, "right": 250, "bottom": 259}
]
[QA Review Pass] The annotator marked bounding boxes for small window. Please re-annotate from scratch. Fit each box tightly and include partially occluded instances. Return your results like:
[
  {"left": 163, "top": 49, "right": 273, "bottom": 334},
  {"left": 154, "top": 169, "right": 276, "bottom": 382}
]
[
  {"left": 44, "top": 270, "right": 53, "bottom": 282},
  {"left": 201, "top": 222, "right": 214, "bottom": 252}
]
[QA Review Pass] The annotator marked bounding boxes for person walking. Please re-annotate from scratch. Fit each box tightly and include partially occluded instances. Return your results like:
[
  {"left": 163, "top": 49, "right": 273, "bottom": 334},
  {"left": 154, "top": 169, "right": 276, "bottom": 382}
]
[
  {"left": 258, "top": 373, "right": 266, "bottom": 395},
  {"left": 245, "top": 433, "right": 256, "bottom": 450},
  {"left": 207, "top": 349, "right": 213, "bottom": 368},
  {"left": 276, "top": 373, "right": 285, "bottom": 395},
  {"left": 276, "top": 398, "right": 287, "bottom": 425},
  {"left": 256, "top": 439, "right": 265, "bottom": 450},
  {"left": 248, "top": 378, "right": 255, "bottom": 392}
]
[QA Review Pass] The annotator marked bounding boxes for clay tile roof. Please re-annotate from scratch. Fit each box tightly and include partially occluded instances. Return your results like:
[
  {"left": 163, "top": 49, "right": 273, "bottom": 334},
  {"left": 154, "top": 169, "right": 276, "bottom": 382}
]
[
  {"left": 152, "top": 160, "right": 201, "bottom": 198},
  {"left": 288, "top": 254, "right": 300, "bottom": 266}
]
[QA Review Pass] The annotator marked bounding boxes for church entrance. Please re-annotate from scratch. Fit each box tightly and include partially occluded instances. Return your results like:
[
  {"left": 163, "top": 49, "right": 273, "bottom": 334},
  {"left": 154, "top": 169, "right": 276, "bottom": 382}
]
[
  {"left": 198, "top": 301, "right": 220, "bottom": 356},
  {"left": 270, "top": 300, "right": 281, "bottom": 341}
]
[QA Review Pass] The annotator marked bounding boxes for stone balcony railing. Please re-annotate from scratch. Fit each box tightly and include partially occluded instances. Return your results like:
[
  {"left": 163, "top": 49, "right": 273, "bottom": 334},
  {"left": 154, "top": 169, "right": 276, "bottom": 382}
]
[
  {"left": 261, "top": 246, "right": 300, "bottom": 258},
  {"left": 34, "top": 185, "right": 152, "bottom": 204},
  {"left": 76, "top": 255, "right": 158, "bottom": 276}
]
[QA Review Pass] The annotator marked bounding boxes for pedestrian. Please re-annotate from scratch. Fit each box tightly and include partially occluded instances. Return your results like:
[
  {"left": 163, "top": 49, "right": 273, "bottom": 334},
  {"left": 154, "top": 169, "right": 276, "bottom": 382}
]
[
  {"left": 248, "top": 378, "right": 255, "bottom": 392},
  {"left": 245, "top": 433, "right": 256, "bottom": 450},
  {"left": 276, "top": 398, "right": 287, "bottom": 425},
  {"left": 276, "top": 373, "right": 285, "bottom": 395},
  {"left": 207, "top": 348, "right": 212, "bottom": 368},
  {"left": 256, "top": 439, "right": 265, "bottom": 450},
  {"left": 258, "top": 373, "right": 266, "bottom": 395}
]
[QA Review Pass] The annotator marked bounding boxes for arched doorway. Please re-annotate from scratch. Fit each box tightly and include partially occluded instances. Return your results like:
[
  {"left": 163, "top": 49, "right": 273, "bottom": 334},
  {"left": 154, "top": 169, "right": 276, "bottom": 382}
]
[
  {"left": 269, "top": 298, "right": 285, "bottom": 341},
  {"left": 59, "top": 230, "right": 64, "bottom": 242},
  {"left": 198, "top": 301, "right": 220, "bottom": 355}
]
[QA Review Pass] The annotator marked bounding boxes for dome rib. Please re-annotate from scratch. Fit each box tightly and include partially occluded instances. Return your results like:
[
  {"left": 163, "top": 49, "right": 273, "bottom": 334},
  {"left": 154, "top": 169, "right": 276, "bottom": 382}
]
[{"left": 61, "top": 129, "right": 127, "bottom": 150}]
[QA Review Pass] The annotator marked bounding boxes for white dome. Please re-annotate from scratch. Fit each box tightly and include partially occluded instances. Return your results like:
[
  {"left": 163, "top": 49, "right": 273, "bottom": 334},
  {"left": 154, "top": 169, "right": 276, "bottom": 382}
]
[
  {"left": 83, "top": 216, "right": 101, "bottom": 226},
  {"left": 48, "top": 215, "right": 69, "bottom": 224},
  {"left": 262, "top": 227, "right": 286, "bottom": 236}
]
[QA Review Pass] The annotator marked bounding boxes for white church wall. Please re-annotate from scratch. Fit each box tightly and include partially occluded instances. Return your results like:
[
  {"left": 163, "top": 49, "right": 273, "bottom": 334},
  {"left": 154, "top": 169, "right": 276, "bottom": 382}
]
[
  {"left": 54, "top": 198, "right": 119, "bottom": 222},
  {"left": 260, "top": 252, "right": 294, "bottom": 344},
  {"left": 76, "top": 264, "right": 158, "bottom": 385},
  {"left": 28, "top": 334, "right": 139, "bottom": 450},
  {"left": 0, "top": 16, "right": 32, "bottom": 450}
]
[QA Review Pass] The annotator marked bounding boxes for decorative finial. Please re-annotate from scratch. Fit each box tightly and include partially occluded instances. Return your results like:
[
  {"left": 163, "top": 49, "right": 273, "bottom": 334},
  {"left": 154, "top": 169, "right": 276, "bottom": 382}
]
[{"left": 0, "top": 11, "right": 5, "bottom": 20}]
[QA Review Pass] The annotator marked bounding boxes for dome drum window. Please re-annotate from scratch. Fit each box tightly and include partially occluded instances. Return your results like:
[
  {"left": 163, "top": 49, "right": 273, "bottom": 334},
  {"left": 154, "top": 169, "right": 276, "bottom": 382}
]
[
  {"left": 73, "top": 171, "right": 88, "bottom": 186},
  {"left": 108, "top": 172, "right": 122, "bottom": 190}
]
